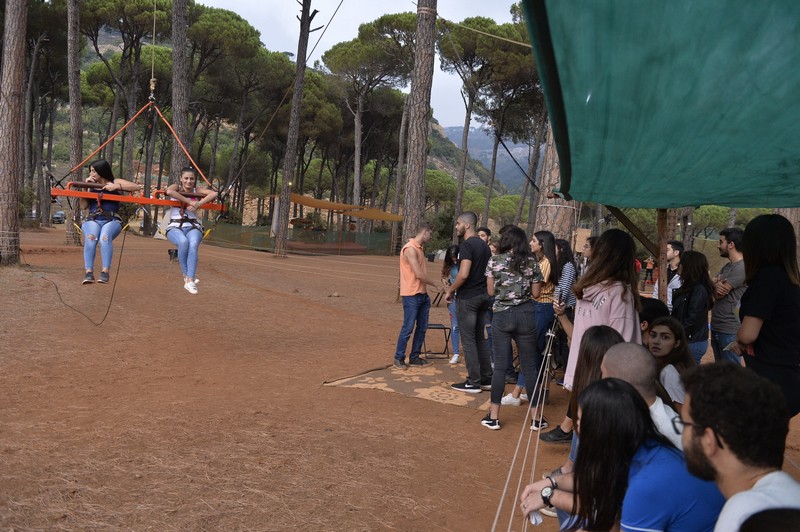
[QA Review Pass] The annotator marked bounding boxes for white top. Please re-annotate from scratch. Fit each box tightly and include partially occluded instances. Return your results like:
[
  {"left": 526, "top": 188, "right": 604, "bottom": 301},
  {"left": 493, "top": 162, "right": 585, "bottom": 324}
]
[
  {"left": 167, "top": 199, "right": 201, "bottom": 231},
  {"left": 714, "top": 471, "right": 800, "bottom": 531},
  {"left": 659, "top": 364, "right": 685, "bottom": 405},
  {"left": 649, "top": 396, "right": 682, "bottom": 449},
  {"left": 653, "top": 273, "right": 682, "bottom": 311}
]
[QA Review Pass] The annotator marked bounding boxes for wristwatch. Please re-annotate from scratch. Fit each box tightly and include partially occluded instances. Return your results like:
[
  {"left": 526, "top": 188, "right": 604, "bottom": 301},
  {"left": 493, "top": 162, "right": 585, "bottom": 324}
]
[{"left": 541, "top": 485, "right": 554, "bottom": 507}]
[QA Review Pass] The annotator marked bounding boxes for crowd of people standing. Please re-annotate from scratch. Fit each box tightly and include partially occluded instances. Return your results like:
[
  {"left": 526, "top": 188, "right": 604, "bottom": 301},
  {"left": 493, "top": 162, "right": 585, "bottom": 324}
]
[{"left": 392, "top": 211, "right": 800, "bottom": 530}]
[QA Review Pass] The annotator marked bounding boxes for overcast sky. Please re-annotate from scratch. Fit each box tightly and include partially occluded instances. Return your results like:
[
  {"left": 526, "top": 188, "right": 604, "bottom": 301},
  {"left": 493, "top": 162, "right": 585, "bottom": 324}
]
[{"left": 198, "top": 0, "right": 519, "bottom": 127}]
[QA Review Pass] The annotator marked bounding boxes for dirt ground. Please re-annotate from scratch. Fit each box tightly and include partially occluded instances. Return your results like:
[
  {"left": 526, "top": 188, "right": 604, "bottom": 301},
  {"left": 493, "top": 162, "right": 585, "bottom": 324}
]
[{"left": 1, "top": 227, "right": 798, "bottom": 531}]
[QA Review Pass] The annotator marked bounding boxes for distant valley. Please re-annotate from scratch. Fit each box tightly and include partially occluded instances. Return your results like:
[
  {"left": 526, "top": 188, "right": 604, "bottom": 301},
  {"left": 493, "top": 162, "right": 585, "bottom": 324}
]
[{"left": 442, "top": 126, "right": 532, "bottom": 194}]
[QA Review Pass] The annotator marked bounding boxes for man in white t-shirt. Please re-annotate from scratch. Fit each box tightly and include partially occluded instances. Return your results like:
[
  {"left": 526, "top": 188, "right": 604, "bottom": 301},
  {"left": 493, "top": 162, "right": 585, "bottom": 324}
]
[
  {"left": 600, "top": 342, "right": 682, "bottom": 448},
  {"left": 680, "top": 364, "right": 800, "bottom": 532}
]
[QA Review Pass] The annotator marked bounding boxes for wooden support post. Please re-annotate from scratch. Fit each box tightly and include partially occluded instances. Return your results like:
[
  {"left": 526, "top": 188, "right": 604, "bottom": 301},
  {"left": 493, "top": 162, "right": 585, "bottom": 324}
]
[
  {"left": 657, "top": 209, "right": 668, "bottom": 303},
  {"left": 605, "top": 205, "right": 658, "bottom": 257}
]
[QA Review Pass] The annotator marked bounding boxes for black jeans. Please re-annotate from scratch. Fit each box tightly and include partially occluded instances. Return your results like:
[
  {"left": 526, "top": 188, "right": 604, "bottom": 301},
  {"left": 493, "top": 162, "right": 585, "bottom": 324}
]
[
  {"left": 456, "top": 292, "right": 492, "bottom": 386},
  {"left": 489, "top": 301, "right": 539, "bottom": 405}
]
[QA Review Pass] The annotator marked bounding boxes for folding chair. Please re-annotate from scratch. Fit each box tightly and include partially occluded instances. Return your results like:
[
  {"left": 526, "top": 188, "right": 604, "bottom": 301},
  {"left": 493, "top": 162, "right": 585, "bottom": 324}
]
[{"left": 423, "top": 323, "right": 451, "bottom": 359}]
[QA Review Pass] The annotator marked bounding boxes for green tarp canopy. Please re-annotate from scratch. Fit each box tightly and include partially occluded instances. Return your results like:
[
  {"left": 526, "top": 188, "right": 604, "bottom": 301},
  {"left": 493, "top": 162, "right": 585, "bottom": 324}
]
[{"left": 522, "top": 0, "right": 800, "bottom": 208}]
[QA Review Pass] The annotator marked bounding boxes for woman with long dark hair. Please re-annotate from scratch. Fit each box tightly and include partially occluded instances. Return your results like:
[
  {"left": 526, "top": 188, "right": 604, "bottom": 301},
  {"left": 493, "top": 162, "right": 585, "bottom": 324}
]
[
  {"left": 165, "top": 166, "right": 218, "bottom": 294},
  {"left": 501, "top": 230, "right": 560, "bottom": 417},
  {"left": 671, "top": 250, "right": 714, "bottom": 364},
  {"left": 563, "top": 229, "right": 641, "bottom": 390},
  {"left": 539, "top": 238, "right": 580, "bottom": 443},
  {"left": 441, "top": 244, "right": 461, "bottom": 364},
  {"left": 579, "top": 235, "right": 598, "bottom": 277},
  {"left": 647, "top": 316, "right": 695, "bottom": 410},
  {"left": 731, "top": 214, "right": 800, "bottom": 416},
  {"left": 519, "top": 379, "right": 723, "bottom": 530},
  {"left": 481, "top": 227, "right": 543, "bottom": 430},
  {"left": 80, "top": 159, "right": 142, "bottom": 284}
]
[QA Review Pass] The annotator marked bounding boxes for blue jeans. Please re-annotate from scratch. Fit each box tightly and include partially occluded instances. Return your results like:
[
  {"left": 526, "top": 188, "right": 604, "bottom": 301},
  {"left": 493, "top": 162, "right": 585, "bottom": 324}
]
[
  {"left": 516, "top": 301, "right": 555, "bottom": 403},
  {"left": 689, "top": 340, "right": 708, "bottom": 365},
  {"left": 556, "top": 433, "right": 584, "bottom": 531},
  {"left": 456, "top": 292, "right": 492, "bottom": 386},
  {"left": 168, "top": 227, "right": 204, "bottom": 279},
  {"left": 489, "top": 302, "right": 538, "bottom": 405},
  {"left": 82, "top": 219, "right": 122, "bottom": 270},
  {"left": 486, "top": 304, "right": 494, "bottom": 364},
  {"left": 710, "top": 331, "right": 741, "bottom": 365},
  {"left": 395, "top": 293, "right": 430, "bottom": 362},
  {"left": 448, "top": 299, "right": 460, "bottom": 355}
]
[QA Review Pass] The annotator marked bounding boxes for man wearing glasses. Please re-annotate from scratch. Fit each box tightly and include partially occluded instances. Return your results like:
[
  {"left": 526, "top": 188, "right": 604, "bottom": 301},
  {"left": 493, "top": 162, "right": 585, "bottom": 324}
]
[{"left": 678, "top": 363, "right": 800, "bottom": 531}]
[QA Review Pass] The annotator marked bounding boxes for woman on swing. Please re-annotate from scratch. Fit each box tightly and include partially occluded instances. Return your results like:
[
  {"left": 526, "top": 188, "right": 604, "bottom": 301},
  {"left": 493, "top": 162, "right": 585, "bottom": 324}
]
[
  {"left": 165, "top": 166, "right": 218, "bottom": 295},
  {"left": 81, "top": 159, "right": 142, "bottom": 285}
]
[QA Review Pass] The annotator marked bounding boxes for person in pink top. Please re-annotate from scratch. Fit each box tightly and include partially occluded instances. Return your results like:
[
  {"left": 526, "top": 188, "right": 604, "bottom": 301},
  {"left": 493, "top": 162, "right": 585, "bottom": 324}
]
[{"left": 563, "top": 229, "right": 642, "bottom": 390}]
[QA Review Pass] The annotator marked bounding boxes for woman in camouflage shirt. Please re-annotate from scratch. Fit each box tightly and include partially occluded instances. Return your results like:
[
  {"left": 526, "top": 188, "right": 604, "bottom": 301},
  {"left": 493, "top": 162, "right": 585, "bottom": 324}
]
[{"left": 480, "top": 227, "right": 544, "bottom": 431}]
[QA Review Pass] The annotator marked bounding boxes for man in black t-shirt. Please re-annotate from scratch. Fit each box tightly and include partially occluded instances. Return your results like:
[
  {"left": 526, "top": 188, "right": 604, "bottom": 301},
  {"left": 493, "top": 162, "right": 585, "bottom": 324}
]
[{"left": 445, "top": 212, "right": 493, "bottom": 393}]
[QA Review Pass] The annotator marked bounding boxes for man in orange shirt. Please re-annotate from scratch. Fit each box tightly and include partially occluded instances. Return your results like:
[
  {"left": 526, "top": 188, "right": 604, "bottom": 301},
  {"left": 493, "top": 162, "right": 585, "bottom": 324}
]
[{"left": 394, "top": 221, "right": 439, "bottom": 369}]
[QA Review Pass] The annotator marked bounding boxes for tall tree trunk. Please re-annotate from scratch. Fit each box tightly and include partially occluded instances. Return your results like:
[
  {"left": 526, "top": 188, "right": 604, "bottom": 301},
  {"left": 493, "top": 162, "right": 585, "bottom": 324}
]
[
  {"left": 209, "top": 117, "right": 221, "bottom": 188},
  {"left": 46, "top": 99, "right": 55, "bottom": 169},
  {"left": 513, "top": 149, "right": 531, "bottom": 225},
  {"left": 65, "top": 0, "right": 82, "bottom": 245},
  {"left": 105, "top": 91, "right": 121, "bottom": 164},
  {"left": 481, "top": 132, "right": 501, "bottom": 226},
  {"left": 0, "top": 0, "right": 29, "bottom": 265},
  {"left": 593, "top": 204, "right": 603, "bottom": 236},
  {"left": 142, "top": 110, "right": 158, "bottom": 234},
  {"left": 23, "top": 35, "right": 45, "bottom": 191},
  {"left": 351, "top": 93, "right": 365, "bottom": 232},
  {"left": 389, "top": 95, "right": 409, "bottom": 252},
  {"left": 225, "top": 94, "right": 247, "bottom": 191},
  {"left": 727, "top": 208, "right": 737, "bottom": 228},
  {"left": 680, "top": 207, "right": 694, "bottom": 250},
  {"left": 34, "top": 98, "right": 48, "bottom": 226},
  {"left": 274, "top": 0, "right": 314, "bottom": 256},
  {"left": 774, "top": 208, "right": 800, "bottom": 266},
  {"left": 452, "top": 90, "right": 475, "bottom": 243},
  {"left": 170, "top": 0, "right": 191, "bottom": 183},
  {"left": 402, "top": 0, "right": 437, "bottom": 243},
  {"left": 527, "top": 138, "right": 546, "bottom": 235},
  {"left": 534, "top": 120, "right": 577, "bottom": 242}
]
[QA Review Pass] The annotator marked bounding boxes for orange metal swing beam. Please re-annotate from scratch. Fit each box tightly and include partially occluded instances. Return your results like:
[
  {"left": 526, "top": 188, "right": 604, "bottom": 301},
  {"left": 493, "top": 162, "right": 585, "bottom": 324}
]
[
  {"left": 51, "top": 99, "right": 224, "bottom": 211},
  {"left": 51, "top": 182, "right": 224, "bottom": 211}
]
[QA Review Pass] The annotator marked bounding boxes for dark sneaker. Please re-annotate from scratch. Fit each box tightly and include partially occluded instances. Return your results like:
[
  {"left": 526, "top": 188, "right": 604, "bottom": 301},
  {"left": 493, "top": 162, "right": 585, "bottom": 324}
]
[
  {"left": 393, "top": 359, "right": 407, "bottom": 370},
  {"left": 451, "top": 381, "right": 482, "bottom": 394},
  {"left": 82, "top": 272, "right": 94, "bottom": 285},
  {"left": 530, "top": 417, "right": 549, "bottom": 431},
  {"left": 480, "top": 378, "right": 493, "bottom": 391},
  {"left": 540, "top": 426, "right": 573, "bottom": 443},
  {"left": 480, "top": 414, "right": 500, "bottom": 430},
  {"left": 408, "top": 358, "right": 430, "bottom": 366},
  {"left": 98, "top": 271, "right": 109, "bottom": 284}
]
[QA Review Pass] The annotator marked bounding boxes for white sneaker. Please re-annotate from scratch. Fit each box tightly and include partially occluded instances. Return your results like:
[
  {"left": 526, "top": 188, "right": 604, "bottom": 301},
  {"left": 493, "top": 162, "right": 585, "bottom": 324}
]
[
  {"left": 184, "top": 281, "right": 198, "bottom": 294},
  {"left": 520, "top": 393, "right": 529, "bottom": 402},
  {"left": 540, "top": 506, "right": 557, "bottom": 518},
  {"left": 448, "top": 354, "right": 460, "bottom": 364},
  {"left": 501, "top": 393, "right": 522, "bottom": 406},
  {"left": 193, "top": 278, "right": 199, "bottom": 284}
]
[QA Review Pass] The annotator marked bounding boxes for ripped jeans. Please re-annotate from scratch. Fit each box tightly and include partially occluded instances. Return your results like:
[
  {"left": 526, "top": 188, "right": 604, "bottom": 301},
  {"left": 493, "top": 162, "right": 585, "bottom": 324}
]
[
  {"left": 82, "top": 219, "right": 122, "bottom": 271},
  {"left": 167, "top": 226, "right": 204, "bottom": 280}
]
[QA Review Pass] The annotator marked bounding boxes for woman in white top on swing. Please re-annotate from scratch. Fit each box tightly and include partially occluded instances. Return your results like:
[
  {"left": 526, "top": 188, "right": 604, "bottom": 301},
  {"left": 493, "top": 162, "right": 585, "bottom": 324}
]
[{"left": 165, "top": 166, "right": 218, "bottom": 294}]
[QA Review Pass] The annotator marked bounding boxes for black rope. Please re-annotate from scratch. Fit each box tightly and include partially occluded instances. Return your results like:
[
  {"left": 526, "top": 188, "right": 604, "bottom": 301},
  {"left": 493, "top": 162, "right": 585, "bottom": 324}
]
[
  {"left": 495, "top": 130, "right": 541, "bottom": 194},
  {"left": 36, "top": 228, "right": 129, "bottom": 327}
]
